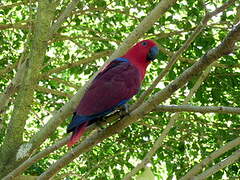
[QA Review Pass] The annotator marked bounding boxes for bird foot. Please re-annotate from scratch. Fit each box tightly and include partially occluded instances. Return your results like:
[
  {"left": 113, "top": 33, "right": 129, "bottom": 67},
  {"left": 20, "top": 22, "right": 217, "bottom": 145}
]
[
  {"left": 95, "top": 120, "right": 104, "bottom": 130},
  {"left": 118, "top": 104, "right": 130, "bottom": 118}
]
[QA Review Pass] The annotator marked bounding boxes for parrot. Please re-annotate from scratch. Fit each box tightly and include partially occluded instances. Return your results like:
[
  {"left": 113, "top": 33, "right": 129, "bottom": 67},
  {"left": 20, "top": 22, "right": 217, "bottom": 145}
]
[{"left": 67, "top": 39, "right": 159, "bottom": 147}]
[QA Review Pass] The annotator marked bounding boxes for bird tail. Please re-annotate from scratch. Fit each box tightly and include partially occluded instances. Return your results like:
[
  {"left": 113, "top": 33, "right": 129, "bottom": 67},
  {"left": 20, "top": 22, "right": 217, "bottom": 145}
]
[{"left": 67, "top": 121, "right": 88, "bottom": 147}]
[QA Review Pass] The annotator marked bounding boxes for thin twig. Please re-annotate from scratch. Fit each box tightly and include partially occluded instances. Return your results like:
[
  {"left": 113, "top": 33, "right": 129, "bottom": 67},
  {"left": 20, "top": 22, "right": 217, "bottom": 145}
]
[
  {"left": 157, "top": 45, "right": 240, "bottom": 69},
  {"left": 180, "top": 137, "right": 240, "bottom": 180},
  {"left": 193, "top": 149, "right": 240, "bottom": 180},
  {"left": 50, "top": 0, "right": 80, "bottom": 35},
  {"left": 155, "top": 104, "right": 240, "bottom": 114},
  {"left": 39, "top": 50, "right": 112, "bottom": 79},
  {"left": 35, "top": 85, "right": 73, "bottom": 98}
]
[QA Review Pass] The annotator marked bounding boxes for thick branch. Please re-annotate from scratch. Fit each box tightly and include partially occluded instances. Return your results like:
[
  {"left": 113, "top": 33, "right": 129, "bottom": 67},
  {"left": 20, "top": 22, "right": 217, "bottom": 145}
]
[
  {"left": 39, "top": 20, "right": 240, "bottom": 179},
  {"left": 0, "top": 0, "right": 56, "bottom": 177}
]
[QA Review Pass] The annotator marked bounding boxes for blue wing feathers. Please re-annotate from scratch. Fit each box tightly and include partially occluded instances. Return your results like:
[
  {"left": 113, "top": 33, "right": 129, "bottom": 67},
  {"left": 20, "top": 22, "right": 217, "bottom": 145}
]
[{"left": 67, "top": 98, "right": 129, "bottom": 132}]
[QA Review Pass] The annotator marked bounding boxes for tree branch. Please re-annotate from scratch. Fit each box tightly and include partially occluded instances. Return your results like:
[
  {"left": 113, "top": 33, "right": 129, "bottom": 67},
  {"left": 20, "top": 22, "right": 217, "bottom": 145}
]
[
  {"left": 155, "top": 104, "right": 240, "bottom": 114},
  {"left": 73, "top": 7, "right": 139, "bottom": 20},
  {"left": 39, "top": 50, "right": 112, "bottom": 80},
  {"left": 0, "top": 59, "right": 27, "bottom": 114},
  {"left": 50, "top": 0, "right": 80, "bottom": 35},
  {"left": 51, "top": 34, "right": 119, "bottom": 43},
  {"left": 0, "top": 0, "right": 56, "bottom": 177},
  {"left": 35, "top": 85, "right": 73, "bottom": 98},
  {"left": 0, "top": 21, "right": 30, "bottom": 30},
  {"left": 193, "top": 149, "right": 240, "bottom": 180},
  {"left": 180, "top": 137, "right": 240, "bottom": 180},
  {"left": 2, "top": 136, "right": 69, "bottom": 180},
  {"left": 157, "top": 45, "right": 240, "bottom": 69},
  {"left": 46, "top": 77, "right": 80, "bottom": 89}
]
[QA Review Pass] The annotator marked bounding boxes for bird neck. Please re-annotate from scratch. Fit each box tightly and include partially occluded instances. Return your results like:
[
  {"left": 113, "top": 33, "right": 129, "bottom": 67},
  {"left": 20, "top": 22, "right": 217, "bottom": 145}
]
[{"left": 122, "top": 54, "right": 149, "bottom": 80}]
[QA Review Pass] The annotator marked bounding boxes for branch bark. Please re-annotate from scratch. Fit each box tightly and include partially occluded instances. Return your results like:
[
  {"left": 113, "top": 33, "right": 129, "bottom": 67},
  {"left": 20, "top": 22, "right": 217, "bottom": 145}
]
[
  {"left": 0, "top": 0, "right": 56, "bottom": 177},
  {"left": 0, "top": 59, "right": 27, "bottom": 114},
  {"left": 38, "top": 20, "right": 240, "bottom": 179}
]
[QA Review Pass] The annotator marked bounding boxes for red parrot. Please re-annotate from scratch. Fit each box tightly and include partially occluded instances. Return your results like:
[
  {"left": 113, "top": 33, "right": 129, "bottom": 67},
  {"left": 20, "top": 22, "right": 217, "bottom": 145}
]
[{"left": 67, "top": 40, "right": 159, "bottom": 147}]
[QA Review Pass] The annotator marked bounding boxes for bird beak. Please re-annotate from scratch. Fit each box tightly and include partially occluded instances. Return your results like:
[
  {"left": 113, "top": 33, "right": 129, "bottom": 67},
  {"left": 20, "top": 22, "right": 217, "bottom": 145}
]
[{"left": 147, "top": 46, "right": 159, "bottom": 61}]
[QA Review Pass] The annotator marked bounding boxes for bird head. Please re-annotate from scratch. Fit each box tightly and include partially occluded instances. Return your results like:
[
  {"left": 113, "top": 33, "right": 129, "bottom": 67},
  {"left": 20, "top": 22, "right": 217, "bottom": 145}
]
[
  {"left": 122, "top": 39, "right": 159, "bottom": 79},
  {"left": 123, "top": 39, "right": 159, "bottom": 64},
  {"left": 136, "top": 39, "right": 159, "bottom": 62}
]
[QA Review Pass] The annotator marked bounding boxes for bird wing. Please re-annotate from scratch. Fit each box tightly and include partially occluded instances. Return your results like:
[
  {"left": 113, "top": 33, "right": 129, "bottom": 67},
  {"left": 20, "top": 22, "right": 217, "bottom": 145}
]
[{"left": 77, "top": 59, "right": 141, "bottom": 116}]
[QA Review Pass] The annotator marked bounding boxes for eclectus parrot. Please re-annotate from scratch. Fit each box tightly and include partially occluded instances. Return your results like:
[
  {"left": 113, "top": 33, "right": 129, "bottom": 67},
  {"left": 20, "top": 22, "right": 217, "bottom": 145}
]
[{"left": 67, "top": 40, "right": 159, "bottom": 147}]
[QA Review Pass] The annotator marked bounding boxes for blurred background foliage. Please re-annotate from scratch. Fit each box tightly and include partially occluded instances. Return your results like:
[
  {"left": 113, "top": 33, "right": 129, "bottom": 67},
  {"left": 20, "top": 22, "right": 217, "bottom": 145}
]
[{"left": 0, "top": 0, "right": 239, "bottom": 179}]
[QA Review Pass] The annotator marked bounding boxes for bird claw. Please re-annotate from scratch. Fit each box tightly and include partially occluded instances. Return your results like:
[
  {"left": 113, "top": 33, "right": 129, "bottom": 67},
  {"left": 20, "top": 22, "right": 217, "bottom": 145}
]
[
  {"left": 118, "top": 104, "right": 130, "bottom": 118},
  {"left": 95, "top": 120, "right": 104, "bottom": 130}
]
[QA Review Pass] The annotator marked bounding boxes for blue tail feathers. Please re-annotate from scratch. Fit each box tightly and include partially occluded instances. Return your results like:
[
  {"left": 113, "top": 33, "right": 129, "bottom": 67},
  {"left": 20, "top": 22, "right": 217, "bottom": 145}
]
[
  {"left": 67, "top": 99, "right": 130, "bottom": 133},
  {"left": 67, "top": 114, "right": 93, "bottom": 133}
]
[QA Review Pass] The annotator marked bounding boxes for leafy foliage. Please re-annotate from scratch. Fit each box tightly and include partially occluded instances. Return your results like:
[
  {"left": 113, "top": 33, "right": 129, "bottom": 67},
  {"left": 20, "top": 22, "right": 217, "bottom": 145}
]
[{"left": 0, "top": 0, "right": 239, "bottom": 179}]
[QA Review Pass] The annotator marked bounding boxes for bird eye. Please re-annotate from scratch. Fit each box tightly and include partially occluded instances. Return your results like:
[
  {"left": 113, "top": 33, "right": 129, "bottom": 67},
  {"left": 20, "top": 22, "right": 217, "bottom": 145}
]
[{"left": 141, "top": 41, "right": 148, "bottom": 46}]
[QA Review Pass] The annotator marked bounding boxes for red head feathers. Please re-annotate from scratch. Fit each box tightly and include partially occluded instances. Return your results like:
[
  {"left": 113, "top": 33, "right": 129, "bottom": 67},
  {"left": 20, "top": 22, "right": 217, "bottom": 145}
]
[{"left": 122, "top": 39, "right": 159, "bottom": 80}]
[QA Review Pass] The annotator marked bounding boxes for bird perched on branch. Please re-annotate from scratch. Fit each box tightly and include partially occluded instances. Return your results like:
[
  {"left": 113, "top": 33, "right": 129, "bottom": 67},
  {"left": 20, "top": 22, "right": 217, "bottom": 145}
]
[{"left": 67, "top": 40, "right": 159, "bottom": 147}]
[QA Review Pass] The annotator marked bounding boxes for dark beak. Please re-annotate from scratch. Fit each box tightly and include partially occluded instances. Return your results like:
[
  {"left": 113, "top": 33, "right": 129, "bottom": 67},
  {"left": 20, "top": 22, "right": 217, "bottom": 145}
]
[{"left": 147, "top": 46, "right": 159, "bottom": 61}]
